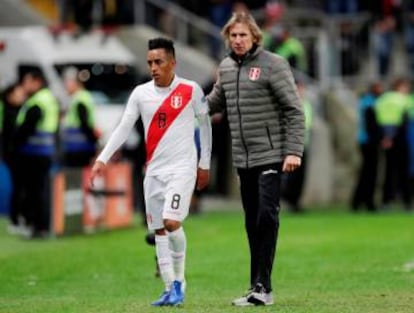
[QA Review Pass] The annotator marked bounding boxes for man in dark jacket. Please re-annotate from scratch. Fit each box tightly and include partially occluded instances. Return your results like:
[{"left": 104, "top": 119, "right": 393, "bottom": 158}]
[
  {"left": 207, "top": 12, "right": 304, "bottom": 306},
  {"left": 1, "top": 83, "right": 26, "bottom": 232},
  {"left": 351, "top": 81, "right": 383, "bottom": 212},
  {"left": 14, "top": 70, "right": 59, "bottom": 238}
]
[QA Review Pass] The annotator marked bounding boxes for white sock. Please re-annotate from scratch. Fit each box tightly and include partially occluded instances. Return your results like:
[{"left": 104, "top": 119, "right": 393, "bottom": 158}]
[
  {"left": 155, "top": 235, "right": 174, "bottom": 291},
  {"left": 169, "top": 227, "right": 186, "bottom": 282}
]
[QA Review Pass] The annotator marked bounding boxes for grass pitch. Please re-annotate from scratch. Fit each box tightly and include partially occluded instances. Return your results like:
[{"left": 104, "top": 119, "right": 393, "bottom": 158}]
[{"left": 0, "top": 206, "right": 413, "bottom": 313}]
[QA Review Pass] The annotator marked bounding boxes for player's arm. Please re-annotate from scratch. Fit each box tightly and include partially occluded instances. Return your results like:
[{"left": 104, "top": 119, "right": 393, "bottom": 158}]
[
  {"left": 206, "top": 72, "right": 226, "bottom": 114},
  {"left": 196, "top": 113, "right": 212, "bottom": 190},
  {"left": 90, "top": 88, "right": 141, "bottom": 186},
  {"left": 193, "top": 84, "right": 212, "bottom": 190}
]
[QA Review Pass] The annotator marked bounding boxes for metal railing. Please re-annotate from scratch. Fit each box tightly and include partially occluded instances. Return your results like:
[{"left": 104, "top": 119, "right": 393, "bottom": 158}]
[
  {"left": 134, "top": 0, "right": 223, "bottom": 56},
  {"left": 133, "top": 1, "right": 372, "bottom": 88}
]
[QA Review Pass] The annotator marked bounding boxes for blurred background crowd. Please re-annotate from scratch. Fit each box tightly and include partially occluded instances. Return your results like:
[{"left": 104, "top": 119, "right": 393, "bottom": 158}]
[{"left": 1, "top": 0, "right": 414, "bottom": 238}]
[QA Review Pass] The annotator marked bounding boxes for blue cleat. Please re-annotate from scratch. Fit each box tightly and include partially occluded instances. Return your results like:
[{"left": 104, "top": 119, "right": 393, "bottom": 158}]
[
  {"left": 167, "top": 280, "right": 184, "bottom": 306},
  {"left": 151, "top": 290, "right": 170, "bottom": 306}
]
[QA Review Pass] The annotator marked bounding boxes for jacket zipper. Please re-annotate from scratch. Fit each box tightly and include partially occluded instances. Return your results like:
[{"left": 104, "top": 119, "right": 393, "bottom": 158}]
[
  {"left": 266, "top": 126, "right": 274, "bottom": 149},
  {"left": 236, "top": 60, "right": 249, "bottom": 168}
]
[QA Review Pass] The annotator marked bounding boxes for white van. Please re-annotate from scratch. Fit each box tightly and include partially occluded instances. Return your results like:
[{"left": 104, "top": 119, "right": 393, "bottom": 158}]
[{"left": 0, "top": 26, "right": 146, "bottom": 144}]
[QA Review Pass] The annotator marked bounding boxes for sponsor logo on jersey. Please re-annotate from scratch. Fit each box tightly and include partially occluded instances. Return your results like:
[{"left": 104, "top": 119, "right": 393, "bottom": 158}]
[
  {"left": 249, "top": 67, "right": 261, "bottom": 81},
  {"left": 171, "top": 95, "right": 182, "bottom": 109}
]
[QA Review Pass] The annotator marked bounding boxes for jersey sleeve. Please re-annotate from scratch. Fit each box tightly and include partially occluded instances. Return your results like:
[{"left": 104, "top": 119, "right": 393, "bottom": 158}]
[
  {"left": 192, "top": 83, "right": 209, "bottom": 117},
  {"left": 96, "top": 87, "right": 141, "bottom": 164},
  {"left": 192, "top": 82, "right": 212, "bottom": 170}
]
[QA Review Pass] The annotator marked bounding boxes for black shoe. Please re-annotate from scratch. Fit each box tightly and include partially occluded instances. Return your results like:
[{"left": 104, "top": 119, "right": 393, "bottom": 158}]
[
  {"left": 30, "top": 230, "right": 49, "bottom": 239},
  {"left": 145, "top": 232, "right": 155, "bottom": 246},
  {"left": 247, "top": 283, "right": 274, "bottom": 305}
]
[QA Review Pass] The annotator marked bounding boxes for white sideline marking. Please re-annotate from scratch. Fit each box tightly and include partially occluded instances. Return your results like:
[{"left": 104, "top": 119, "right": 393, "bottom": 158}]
[
  {"left": 394, "top": 260, "right": 414, "bottom": 272},
  {"left": 402, "top": 260, "right": 414, "bottom": 272}
]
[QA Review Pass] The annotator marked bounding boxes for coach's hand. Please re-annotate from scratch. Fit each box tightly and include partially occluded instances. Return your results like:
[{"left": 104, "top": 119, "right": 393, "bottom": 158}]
[
  {"left": 196, "top": 168, "right": 210, "bottom": 191},
  {"left": 282, "top": 155, "right": 302, "bottom": 172},
  {"left": 90, "top": 161, "right": 105, "bottom": 187}
]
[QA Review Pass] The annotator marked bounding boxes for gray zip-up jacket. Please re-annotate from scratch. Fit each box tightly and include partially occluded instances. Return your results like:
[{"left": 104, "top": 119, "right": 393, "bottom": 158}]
[{"left": 207, "top": 46, "right": 305, "bottom": 169}]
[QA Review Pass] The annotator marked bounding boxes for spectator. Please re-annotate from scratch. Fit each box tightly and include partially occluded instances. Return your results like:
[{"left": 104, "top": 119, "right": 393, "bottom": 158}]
[
  {"left": 324, "top": 0, "right": 358, "bottom": 15},
  {"left": 14, "top": 70, "right": 60, "bottom": 238},
  {"left": 408, "top": 85, "right": 414, "bottom": 198},
  {"left": 1, "top": 83, "right": 26, "bottom": 233},
  {"left": 261, "top": 1, "right": 285, "bottom": 52},
  {"left": 1, "top": 83, "right": 26, "bottom": 165},
  {"left": 0, "top": 98, "right": 3, "bottom": 155},
  {"left": 351, "top": 81, "right": 383, "bottom": 212},
  {"left": 339, "top": 20, "right": 360, "bottom": 76},
  {"left": 370, "top": 0, "right": 401, "bottom": 78},
  {"left": 403, "top": 0, "right": 414, "bottom": 77},
  {"left": 207, "top": 0, "right": 233, "bottom": 59},
  {"left": 282, "top": 80, "right": 312, "bottom": 213},
  {"left": 273, "top": 27, "right": 308, "bottom": 73},
  {"left": 375, "top": 78, "right": 411, "bottom": 210},
  {"left": 62, "top": 67, "right": 98, "bottom": 167},
  {"left": 55, "top": 0, "right": 95, "bottom": 32},
  {"left": 202, "top": 71, "right": 231, "bottom": 196}
]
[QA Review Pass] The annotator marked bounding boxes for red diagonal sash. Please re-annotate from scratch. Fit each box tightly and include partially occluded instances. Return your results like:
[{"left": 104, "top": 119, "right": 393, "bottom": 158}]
[{"left": 146, "top": 83, "right": 193, "bottom": 164}]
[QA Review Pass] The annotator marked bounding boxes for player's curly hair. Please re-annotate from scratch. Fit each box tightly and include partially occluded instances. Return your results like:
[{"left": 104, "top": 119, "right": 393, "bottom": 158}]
[{"left": 221, "top": 12, "right": 263, "bottom": 48}]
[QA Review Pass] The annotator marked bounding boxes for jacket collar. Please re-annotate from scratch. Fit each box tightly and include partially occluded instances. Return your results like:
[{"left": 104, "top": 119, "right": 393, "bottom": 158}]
[{"left": 229, "top": 44, "right": 261, "bottom": 64}]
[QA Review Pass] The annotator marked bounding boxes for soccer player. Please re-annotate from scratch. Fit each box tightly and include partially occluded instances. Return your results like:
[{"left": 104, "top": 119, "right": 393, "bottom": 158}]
[{"left": 89, "top": 38, "right": 212, "bottom": 306}]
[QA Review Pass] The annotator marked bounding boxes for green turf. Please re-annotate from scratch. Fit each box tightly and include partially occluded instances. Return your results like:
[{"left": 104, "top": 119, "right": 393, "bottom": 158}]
[{"left": 0, "top": 207, "right": 413, "bottom": 313}]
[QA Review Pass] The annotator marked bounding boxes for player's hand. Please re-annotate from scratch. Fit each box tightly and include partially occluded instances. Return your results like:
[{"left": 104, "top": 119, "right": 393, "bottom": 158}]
[
  {"left": 282, "top": 155, "right": 301, "bottom": 172},
  {"left": 196, "top": 168, "right": 210, "bottom": 191},
  {"left": 90, "top": 161, "right": 105, "bottom": 187}
]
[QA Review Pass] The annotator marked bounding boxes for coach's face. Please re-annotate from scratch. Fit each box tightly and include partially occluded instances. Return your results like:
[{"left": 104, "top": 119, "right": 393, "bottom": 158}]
[
  {"left": 229, "top": 22, "right": 254, "bottom": 57},
  {"left": 147, "top": 48, "right": 176, "bottom": 87}
]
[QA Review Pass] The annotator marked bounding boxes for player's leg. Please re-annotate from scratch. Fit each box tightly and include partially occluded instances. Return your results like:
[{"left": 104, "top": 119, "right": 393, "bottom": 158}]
[
  {"left": 145, "top": 176, "right": 174, "bottom": 306},
  {"left": 163, "top": 173, "right": 196, "bottom": 306}
]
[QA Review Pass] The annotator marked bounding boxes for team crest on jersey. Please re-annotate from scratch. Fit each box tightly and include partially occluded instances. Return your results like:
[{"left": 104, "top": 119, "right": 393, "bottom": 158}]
[
  {"left": 249, "top": 67, "right": 261, "bottom": 81},
  {"left": 171, "top": 95, "right": 182, "bottom": 109}
]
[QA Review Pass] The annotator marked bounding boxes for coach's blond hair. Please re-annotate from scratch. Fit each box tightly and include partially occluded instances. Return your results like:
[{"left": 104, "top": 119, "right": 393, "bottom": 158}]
[{"left": 221, "top": 12, "right": 263, "bottom": 48}]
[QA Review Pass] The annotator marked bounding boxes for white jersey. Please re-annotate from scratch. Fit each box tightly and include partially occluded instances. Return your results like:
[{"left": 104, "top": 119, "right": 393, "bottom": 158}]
[{"left": 97, "top": 75, "right": 212, "bottom": 176}]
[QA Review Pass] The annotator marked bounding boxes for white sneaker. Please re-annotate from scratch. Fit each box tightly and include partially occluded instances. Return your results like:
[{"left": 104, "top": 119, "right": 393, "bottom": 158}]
[
  {"left": 7, "top": 223, "right": 31, "bottom": 237},
  {"left": 232, "top": 290, "right": 254, "bottom": 306},
  {"left": 7, "top": 223, "right": 21, "bottom": 235},
  {"left": 248, "top": 292, "right": 274, "bottom": 305}
]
